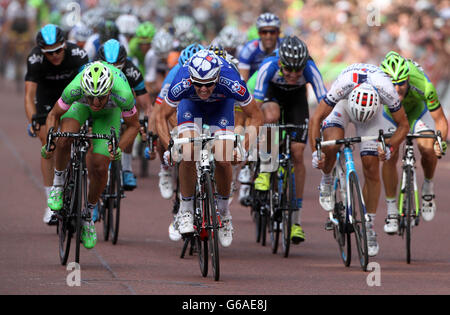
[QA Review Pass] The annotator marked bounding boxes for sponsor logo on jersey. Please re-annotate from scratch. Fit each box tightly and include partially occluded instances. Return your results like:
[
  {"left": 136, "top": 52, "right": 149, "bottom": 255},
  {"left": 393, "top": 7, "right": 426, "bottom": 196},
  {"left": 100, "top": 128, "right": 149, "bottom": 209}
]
[
  {"left": 219, "top": 117, "right": 229, "bottom": 128},
  {"left": 125, "top": 67, "right": 141, "bottom": 82},
  {"left": 70, "top": 88, "right": 82, "bottom": 97},
  {"left": 29, "top": 54, "right": 44, "bottom": 64},
  {"left": 71, "top": 48, "right": 87, "bottom": 59},
  {"left": 219, "top": 77, "right": 246, "bottom": 96},
  {"left": 183, "top": 111, "right": 193, "bottom": 120},
  {"left": 171, "top": 78, "right": 191, "bottom": 98}
]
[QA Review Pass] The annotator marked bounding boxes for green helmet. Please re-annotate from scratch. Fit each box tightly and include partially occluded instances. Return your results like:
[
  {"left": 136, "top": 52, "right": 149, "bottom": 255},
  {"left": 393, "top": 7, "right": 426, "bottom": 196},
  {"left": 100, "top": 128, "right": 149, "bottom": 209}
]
[
  {"left": 135, "top": 22, "right": 156, "bottom": 44},
  {"left": 81, "top": 62, "right": 114, "bottom": 97},
  {"left": 380, "top": 51, "right": 410, "bottom": 83}
]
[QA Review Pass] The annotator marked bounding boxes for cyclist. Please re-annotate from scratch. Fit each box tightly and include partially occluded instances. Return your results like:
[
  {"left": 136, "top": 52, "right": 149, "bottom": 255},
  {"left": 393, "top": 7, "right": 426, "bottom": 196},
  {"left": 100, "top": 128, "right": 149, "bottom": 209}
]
[
  {"left": 67, "top": 22, "right": 93, "bottom": 50},
  {"left": 152, "top": 43, "right": 204, "bottom": 204},
  {"left": 238, "top": 12, "right": 282, "bottom": 81},
  {"left": 128, "top": 21, "right": 156, "bottom": 75},
  {"left": 156, "top": 49, "right": 264, "bottom": 247},
  {"left": 115, "top": 13, "right": 140, "bottom": 44},
  {"left": 380, "top": 51, "right": 448, "bottom": 231},
  {"left": 42, "top": 61, "right": 140, "bottom": 249},
  {"left": 25, "top": 24, "right": 88, "bottom": 225},
  {"left": 309, "top": 63, "right": 410, "bottom": 257},
  {"left": 97, "top": 39, "right": 152, "bottom": 192},
  {"left": 253, "top": 36, "right": 328, "bottom": 244}
]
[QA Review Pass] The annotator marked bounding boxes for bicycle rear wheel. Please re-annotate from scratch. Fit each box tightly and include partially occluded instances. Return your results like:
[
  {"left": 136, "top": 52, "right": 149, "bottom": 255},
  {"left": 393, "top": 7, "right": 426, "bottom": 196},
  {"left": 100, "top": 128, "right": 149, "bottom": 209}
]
[
  {"left": 349, "top": 172, "right": 368, "bottom": 271},
  {"left": 75, "top": 167, "right": 87, "bottom": 264},
  {"left": 334, "top": 201, "right": 351, "bottom": 267},
  {"left": 205, "top": 173, "right": 220, "bottom": 281},
  {"left": 269, "top": 174, "right": 280, "bottom": 254},
  {"left": 281, "top": 162, "right": 294, "bottom": 258}
]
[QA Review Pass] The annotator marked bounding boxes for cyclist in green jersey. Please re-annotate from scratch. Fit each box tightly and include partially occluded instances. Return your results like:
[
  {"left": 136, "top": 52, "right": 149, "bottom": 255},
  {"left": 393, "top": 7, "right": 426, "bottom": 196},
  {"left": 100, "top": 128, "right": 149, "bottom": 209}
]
[
  {"left": 128, "top": 22, "right": 156, "bottom": 75},
  {"left": 42, "top": 61, "right": 140, "bottom": 249},
  {"left": 380, "top": 51, "right": 448, "bottom": 231}
]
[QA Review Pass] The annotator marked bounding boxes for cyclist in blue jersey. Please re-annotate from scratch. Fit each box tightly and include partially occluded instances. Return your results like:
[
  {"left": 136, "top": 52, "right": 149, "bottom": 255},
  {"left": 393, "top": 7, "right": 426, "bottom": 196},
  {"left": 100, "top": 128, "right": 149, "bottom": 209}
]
[
  {"left": 156, "top": 49, "right": 264, "bottom": 247},
  {"left": 150, "top": 44, "right": 204, "bottom": 204},
  {"left": 238, "top": 12, "right": 282, "bottom": 82},
  {"left": 253, "top": 36, "right": 327, "bottom": 243}
]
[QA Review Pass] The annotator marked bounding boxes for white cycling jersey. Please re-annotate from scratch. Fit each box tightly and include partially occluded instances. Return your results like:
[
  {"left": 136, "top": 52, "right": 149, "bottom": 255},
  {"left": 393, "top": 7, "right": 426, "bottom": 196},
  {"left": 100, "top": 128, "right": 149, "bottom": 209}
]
[{"left": 323, "top": 63, "right": 401, "bottom": 113}]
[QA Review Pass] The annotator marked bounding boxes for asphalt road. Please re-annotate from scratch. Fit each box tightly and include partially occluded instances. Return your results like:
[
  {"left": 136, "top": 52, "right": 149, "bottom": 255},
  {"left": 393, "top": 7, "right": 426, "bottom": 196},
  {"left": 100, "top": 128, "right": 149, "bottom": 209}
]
[{"left": 1, "top": 78, "right": 450, "bottom": 296}]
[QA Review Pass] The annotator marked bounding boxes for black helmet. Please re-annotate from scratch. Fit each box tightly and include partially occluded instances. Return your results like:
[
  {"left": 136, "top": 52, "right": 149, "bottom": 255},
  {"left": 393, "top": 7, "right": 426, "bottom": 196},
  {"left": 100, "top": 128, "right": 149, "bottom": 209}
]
[
  {"left": 36, "top": 24, "right": 65, "bottom": 48},
  {"left": 98, "top": 20, "right": 119, "bottom": 44},
  {"left": 97, "top": 39, "right": 127, "bottom": 65},
  {"left": 279, "top": 36, "right": 309, "bottom": 70}
]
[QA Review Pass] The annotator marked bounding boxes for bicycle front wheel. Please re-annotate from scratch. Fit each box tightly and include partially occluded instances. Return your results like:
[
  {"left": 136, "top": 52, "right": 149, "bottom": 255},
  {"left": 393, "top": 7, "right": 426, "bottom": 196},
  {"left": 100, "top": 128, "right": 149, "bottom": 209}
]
[
  {"left": 58, "top": 167, "right": 74, "bottom": 265},
  {"left": 110, "top": 161, "right": 122, "bottom": 245},
  {"left": 403, "top": 165, "right": 414, "bottom": 264},
  {"left": 281, "top": 161, "right": 295, "bottom": 258},
  {"left": 348, "top": 172, "right": 368, "bottom": 271},
  {"left": 205, "top": 173, "right": 220, "bottom": 281}
]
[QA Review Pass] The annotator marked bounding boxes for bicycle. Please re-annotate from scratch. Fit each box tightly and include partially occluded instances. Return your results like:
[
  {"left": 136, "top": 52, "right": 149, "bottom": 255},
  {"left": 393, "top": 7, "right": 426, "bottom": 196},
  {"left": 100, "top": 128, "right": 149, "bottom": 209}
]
[
  {"left": 316, "top": 129, "right": 388, "bottom": 271},
  {"left": 171, "top": 130, "right": 243, "bottom": 281},
  {"left": 394, "top": 131, "right": 443, "bottom": 264},
  {"left": 265, "top": 123, "right": 308, "bottom": 258},
  {"left": 46, "top": 126, "right": 118, "bottom": 265}
]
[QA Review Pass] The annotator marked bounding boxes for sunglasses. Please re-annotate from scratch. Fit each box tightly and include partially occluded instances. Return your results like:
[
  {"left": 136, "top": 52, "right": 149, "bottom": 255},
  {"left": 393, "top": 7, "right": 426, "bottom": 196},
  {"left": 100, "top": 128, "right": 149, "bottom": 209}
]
[
  {"left": 41, "top": 43, "right": 65, "bottom": 56},
  {"left": 86, "top": 94, "right": 109, "bottom": 102},
  {"left": 393, "top": 79, "right": 408, "bottom": 86},
  {"left": 259, "top": 29, "right": 278, "bottom": 35},
  {"left": 192, "top": 81, "right": 217, "bottom": 88},
  {"left": 281, "top": 64, "right": 303, "bottom": 73}
]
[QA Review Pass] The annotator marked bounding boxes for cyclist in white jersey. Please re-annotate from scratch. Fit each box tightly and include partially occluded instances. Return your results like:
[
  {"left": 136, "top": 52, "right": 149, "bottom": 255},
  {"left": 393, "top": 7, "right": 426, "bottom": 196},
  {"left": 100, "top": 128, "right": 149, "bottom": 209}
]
[{"left": 309, "top": 63, "right": 410, "bottom": 257}]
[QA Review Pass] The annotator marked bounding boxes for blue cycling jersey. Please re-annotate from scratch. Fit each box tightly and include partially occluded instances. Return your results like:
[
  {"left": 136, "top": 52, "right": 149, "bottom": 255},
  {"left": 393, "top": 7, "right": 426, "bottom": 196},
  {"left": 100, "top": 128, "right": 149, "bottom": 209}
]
[
  {"left": 156, "top": 64, "right": 180, "bottom": 104},
  {"left": 253, "top": 54, "right": 327, "bottom": 103},
  {"left": 165, "top": 57, "right": 252, "bottom": 107},
  {"left": 238, "top": 38, "right": 282, "bottom": 79}
]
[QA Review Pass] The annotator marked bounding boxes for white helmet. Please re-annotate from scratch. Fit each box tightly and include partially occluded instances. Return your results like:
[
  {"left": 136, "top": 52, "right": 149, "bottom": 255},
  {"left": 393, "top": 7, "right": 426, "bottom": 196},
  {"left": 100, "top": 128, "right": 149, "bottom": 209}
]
[
  {"left": 348, "top": 83, "right": 381, "bottom": 123},
  {"left": 219, "top": 25, "right": 242, "bottom": 49},
  {"left": 115, "top": 14, "right": 140, "bottom": 36},
  {"left": 188, "top": 50, "right": 221, "bottom": 83}
]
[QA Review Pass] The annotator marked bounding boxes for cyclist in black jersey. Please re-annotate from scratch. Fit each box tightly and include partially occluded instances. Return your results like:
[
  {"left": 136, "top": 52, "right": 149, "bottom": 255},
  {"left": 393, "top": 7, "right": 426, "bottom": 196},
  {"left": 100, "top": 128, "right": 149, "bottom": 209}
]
[{"left": 24, "top": 24, "right": 88, "bottom": 225}]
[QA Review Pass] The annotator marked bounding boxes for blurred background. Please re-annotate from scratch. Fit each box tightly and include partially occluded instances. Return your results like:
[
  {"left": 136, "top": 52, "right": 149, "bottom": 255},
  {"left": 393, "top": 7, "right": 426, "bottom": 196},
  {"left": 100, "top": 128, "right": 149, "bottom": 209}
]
[{"left": 0, "top": 0, "right": 449, "bottom": 113}]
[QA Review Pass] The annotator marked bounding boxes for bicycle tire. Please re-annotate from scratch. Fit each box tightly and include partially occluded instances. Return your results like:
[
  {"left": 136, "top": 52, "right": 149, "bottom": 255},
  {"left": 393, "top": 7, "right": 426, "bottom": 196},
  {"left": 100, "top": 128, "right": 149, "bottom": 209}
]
[
  {"left": 110, "top": 161, "right": 122, "bottom": 245},
  {"left": 205, "top": 173, "right": 220, "bottom": 281},
  {"left": 74, "top": 167, "right": 86, "bottom": 264},
  {"left": 404, "top": 165, "right": 414, "bottom": 264},
  {"left": 195, "top": 184, "right": 208, "bottom": 277},
  {"left": 281, "top": 161, "right": 294, "bottom": 258},
  {"left": 58, "top": 167, "right": 74, "bottom": 265},
  {"left": 269, "top": 174, "right": 280, "bottom": 254},
  {"left": 348, "top": 172, "right": 368, "bottom": 271}
]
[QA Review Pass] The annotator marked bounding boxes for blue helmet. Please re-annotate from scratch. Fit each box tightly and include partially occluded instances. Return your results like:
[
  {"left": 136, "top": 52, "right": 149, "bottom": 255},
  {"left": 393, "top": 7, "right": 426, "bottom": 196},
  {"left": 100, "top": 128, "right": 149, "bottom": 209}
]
[
  {"left": 98, "top": 39, "right": 127, "bottom": 65},
  {"left": 178, "top": 43, "right": 204, "bottom": 66},
  {"left": 36, "top": 24, "right": 65, "bottom": 48},
  {"left": 188, "top": 49, "right": 221, "bottom": 82},
  {"left": 256, "top": 12, "right": 281, "bottom": 29}
]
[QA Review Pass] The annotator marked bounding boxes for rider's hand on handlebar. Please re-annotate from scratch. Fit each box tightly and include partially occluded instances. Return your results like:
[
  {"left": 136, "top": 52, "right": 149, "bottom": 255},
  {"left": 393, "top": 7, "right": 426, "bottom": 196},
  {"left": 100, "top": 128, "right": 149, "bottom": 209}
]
[
  {"left": 27, "top": 123, "right": 37, "bottom": 137},
  {"left": 108, "top": 145, "right": 122, "bottom": 161},
  {"left": 377, "top": 143, "right": 392, "bottom": 161},
  {"left": 434, "top": 140, "right": 446, "bottom": 158},
  {"left": 41, "top": 145, "right": 52, "bottom": 159},
  {"left": 312, "top": 150, "right": 325, "bottom": 169}
]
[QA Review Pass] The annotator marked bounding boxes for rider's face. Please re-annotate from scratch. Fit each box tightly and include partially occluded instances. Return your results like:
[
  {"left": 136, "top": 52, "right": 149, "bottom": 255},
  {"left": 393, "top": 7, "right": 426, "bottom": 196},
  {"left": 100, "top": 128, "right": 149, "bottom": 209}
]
[
  {"left": 42, "top": 42, "right": 66, "bottom": 66},
  {"left": 258, "top": 27, "right": 279, "bottom": 52},
  {"left": 394, "top": 79, "right": 409, "bottom": 101},
  {"left": 87, "top": 94, "right": 110, "bottom": 111}
]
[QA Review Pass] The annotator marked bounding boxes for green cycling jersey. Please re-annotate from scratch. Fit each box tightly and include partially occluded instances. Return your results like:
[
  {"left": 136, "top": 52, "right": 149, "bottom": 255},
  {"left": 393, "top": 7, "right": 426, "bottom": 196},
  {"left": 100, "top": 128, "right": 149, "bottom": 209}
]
[{"left": 59, "top": 62, "right": 136, "bottom": 157}]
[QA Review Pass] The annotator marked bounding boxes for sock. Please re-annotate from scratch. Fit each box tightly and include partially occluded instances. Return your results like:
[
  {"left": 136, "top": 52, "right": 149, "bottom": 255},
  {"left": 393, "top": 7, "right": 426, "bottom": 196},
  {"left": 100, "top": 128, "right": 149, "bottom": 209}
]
[
  {"left": 367, "top": 213, "right": 376, "bottom": 228},
  {"left": 86, "top": 202, "right": 97, "bottom": 220},
  {"left": 386, "top": 198, "right": 397, "bottom": 216},
  {"left": 321, "top": 171, "right": 332, "bottom": 185},
  {"left": 292, "top": 208, "right": 302, "bottom": 226},
  {"left": 216, "top": 195, "right": 230, "bottom": 217},
  {"left": 121, "top": 152, "right": 132, "bottom": 172},
  {"left": 180, "top": 196, "right": 194, "bottom": 215},
  {"left": 53, "top": 169, "right": 66, "bottom": 186},
  {"left": 422, "top": 178, "right": 434, "bottom": 195}
]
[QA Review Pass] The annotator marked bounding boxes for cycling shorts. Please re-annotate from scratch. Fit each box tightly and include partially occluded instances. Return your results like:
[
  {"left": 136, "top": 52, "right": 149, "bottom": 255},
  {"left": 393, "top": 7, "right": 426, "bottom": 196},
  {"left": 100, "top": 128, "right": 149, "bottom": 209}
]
[
  {"left": 383, "top": 105, "right": 435, "bottom": 134},
  {"left": 61, "top": 102, "right": 121, "bottom": 157},
  {"left": 263, "top": 84, "right": 309, "bottom": 143}
]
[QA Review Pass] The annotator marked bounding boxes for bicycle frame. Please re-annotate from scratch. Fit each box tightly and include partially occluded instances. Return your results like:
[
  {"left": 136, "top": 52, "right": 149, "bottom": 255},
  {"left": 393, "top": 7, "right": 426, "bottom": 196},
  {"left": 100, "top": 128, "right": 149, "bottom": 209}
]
[{"left": 398, "top": 139, "right": 419, "bottom": 218}]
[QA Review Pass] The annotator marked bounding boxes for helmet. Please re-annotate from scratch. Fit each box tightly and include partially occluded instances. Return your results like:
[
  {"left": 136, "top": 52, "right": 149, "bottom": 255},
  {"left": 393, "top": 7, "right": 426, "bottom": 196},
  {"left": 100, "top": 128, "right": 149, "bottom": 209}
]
[
  {"left": 115, "top": 14, "right": 140, "bottom": 36},
  {"left": 178, "top": 43, "right": 204, "bottom": 66},
  {"left": 69, "top": 22, "right": 92, "bottom": 42},
  {"left": 256, "top": 12, "right": 281, "bottom": 29},
  {"left": 188, "top": 50, "right": 221, "bottom": 83},
  {"left": 81, "top": 62, "right": 114, "bottom": 97},
  {"left": 219, "top": 25, "right": 243, "bottom": 49},
  {"left": 135, "top": 22, "right": 156, "bottom": 43},
  {"left": 173, "top": 15, "right": 195, "bottom": 37},
  {"left": 207, "top": 44, "right": 226, "bottom": 58},
  {"left": 97, "top": 39, "right": 127, "bottom": 66},
  {"left": 152, "top": 30, "right": 174, "bottom": 56},
  {"left": 279, "top": 36, "right": 309, "bottom": 70},
  {"left": 380, "top": 51, "right": 410, "bottom": 83},
  {"left": 348, "top": 83, "right": 381, "bottom": 123},
  {"left": 177, "top": 28, "right": 202, "bottom": 49},
  {"left": 98, "top": 20, "right": 119, "bottom": 44},
  {"left": 36, "top": 24, "right": 65, "bottom": 48}
]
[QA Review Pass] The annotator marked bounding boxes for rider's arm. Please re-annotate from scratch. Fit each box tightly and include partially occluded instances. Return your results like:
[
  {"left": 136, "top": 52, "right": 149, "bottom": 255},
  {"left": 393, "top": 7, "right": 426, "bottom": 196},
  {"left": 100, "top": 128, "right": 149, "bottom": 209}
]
[
  {"left": 24, "top": 81, "right": 37, "bottom": 123},
  {"left": 156, "top": 99, "right": 177, "bottom": 150},
  {"left": 308, "top": 98, "right": 333, "bottom": 152},
  {"left": 389, "top": 106, "right": 410, "bottom": 153},
  {"left": 120, "top": 109, "right": 140, "bottom": 151},
  {"left": 303, "top": 59, "right": 328, "bottom": 103},
  {"left": 429, "top": 107, "right": 448, "bottom": 141},
  {"left": 241, "top": 97, "right": 264, "bottom": 151},
  {"left": 45, "top": 98, "right": 69, "bottom": 132}
]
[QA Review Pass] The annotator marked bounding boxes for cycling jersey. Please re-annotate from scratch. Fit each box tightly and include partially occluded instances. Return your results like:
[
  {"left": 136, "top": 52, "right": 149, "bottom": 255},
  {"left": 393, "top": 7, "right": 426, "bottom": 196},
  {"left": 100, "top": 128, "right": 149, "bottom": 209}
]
[
  {"left": 58, "top": 62, "right": 136, "bottom": 157},
  {"left": 121, "top": 58, "right": 147, "bottom": 96},
  {"left": 383, "top": 60, "right": 440, "bottom": 132},
  {"left": 253, "top": 54, "right": 327, "bottom": 103},
  {"left": 324, "top": 63, "right": 401, "bottom": 113},
  {"left": 155, "top": 64, "right": 180, "bottom": 105},
  {"left": 25, "top": 42, "right": 89, "bottom": 123},
  {"left": 144, "top": 48, "right": 169, "bottom": 83},
  {"left": 238, "top": 38, "right": 282, "bottom": 79},
  {"left": 84, "top": 33, "right": 129, "bottom": 61}
]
